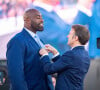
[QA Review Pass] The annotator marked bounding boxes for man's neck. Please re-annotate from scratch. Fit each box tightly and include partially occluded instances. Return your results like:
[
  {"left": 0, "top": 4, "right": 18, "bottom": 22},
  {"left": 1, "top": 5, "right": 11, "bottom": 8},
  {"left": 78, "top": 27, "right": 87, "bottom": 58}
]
[
  {"left": 71, "top": 42, "right": 82, "bottom": 49},
  {"left": 24, "top": 26, "right": 36, "bottom": 33},
  {"left": 71, "top": 44, "right": 83, "bottom": 50}
]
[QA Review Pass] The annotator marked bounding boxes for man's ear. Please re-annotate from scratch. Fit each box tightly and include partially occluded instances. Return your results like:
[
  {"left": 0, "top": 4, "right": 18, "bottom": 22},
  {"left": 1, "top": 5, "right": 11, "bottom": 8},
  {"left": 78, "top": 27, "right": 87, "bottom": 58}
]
[
  {"left": 24, "top": 15, "right": 30, "bottom": 22},
  {"left": 24, "top": 17, "right": 31, "bottom": 24},
  {"left": 75, "top": 35, "right": 78, "bottom": 41}
]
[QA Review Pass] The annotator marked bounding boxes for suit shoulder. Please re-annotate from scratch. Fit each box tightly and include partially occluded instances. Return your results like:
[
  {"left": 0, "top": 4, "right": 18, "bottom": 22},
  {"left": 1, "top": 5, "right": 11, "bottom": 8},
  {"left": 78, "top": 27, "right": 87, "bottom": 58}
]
[
  {"left": 63, "top": 50, "right": 73, "bottom": 57},
  {"left": 7, "top": 31, "right": 24, "bottom": 46}
]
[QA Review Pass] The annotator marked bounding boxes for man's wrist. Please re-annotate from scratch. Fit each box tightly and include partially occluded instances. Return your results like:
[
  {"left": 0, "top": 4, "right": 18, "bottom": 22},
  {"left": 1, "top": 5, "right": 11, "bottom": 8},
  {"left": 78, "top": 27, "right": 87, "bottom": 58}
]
[
  {"left": 40, "top": 54, "right": 48, "bottom": 59},
  {"left": 52, "top": 52, "right": 59, "bottom": 59},
  {"left": 52, "top": 50, "right": 58, "bottom": 55}
]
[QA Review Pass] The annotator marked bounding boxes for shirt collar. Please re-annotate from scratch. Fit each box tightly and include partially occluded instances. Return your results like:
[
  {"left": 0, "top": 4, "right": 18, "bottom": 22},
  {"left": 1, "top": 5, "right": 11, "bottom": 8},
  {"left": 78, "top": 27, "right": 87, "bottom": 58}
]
[
  {"left": 71, "top": 45, "right": 84, "bottom": 50},
  {"left": 33, "top": 1, "right": 53, "bottom": 12},
  {"left": 24, "top": 27, "right": 36, "bottom": 38}
]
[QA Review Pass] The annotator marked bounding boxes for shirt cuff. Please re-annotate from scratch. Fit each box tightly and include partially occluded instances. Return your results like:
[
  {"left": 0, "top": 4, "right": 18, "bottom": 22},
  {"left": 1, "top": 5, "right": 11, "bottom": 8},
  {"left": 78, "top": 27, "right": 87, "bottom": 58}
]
[
  {"left": 52, "top": 52, "right": 60, "bottom": 59},
  {"left": 40, "top": 54, "right": 48, "bottom": 59}
]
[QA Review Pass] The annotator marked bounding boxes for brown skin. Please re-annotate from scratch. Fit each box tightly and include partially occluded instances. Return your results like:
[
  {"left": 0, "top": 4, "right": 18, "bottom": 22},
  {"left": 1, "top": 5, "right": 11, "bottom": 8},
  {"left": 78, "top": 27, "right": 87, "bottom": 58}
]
[{"left": 24, "top": 9, "right": 44, "bottom": 33}]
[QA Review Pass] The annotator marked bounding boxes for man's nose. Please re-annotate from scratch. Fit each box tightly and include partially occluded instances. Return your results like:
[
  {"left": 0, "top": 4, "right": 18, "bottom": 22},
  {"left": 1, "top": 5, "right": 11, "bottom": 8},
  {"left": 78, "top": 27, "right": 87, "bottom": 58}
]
[{"left": 41, "top": 19, "right": 43, "bottom": 23}]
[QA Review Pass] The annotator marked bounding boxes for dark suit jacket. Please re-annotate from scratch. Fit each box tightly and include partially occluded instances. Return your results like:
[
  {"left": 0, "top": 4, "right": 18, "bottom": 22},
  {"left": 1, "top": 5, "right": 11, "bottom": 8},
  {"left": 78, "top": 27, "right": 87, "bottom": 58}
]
[
  {"left": 40, "top": 46, "right": 90, "bottom": 90},
  {"left": 6, "top": 29, "right": 54, "bottom": 90}
]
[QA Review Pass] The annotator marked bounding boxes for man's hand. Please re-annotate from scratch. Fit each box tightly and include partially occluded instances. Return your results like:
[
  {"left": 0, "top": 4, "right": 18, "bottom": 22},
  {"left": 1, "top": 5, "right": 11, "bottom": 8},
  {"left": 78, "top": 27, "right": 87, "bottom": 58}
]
[
  {"left": 45, "top": 44, "right": 58, "bottom": 55},
  {"left": 39, "top": 48, "right": 48, "bottom": 56}
]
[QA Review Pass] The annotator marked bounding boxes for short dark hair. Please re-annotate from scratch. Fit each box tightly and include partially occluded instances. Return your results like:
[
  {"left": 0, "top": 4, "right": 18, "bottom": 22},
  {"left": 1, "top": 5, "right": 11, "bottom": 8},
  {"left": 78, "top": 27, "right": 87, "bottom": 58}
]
[{"left": 72, "top": 24, "right": 90, "bottom": 45}]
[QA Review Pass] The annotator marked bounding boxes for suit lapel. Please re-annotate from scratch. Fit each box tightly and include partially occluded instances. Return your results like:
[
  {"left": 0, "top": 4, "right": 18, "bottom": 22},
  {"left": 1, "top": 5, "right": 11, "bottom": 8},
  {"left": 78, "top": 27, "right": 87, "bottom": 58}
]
[
  {"left": 21, "top": 28, "right": 41, "bottom": 49},
  {"left": 21, "top": 29, "right": 54, "bottom": 90}
]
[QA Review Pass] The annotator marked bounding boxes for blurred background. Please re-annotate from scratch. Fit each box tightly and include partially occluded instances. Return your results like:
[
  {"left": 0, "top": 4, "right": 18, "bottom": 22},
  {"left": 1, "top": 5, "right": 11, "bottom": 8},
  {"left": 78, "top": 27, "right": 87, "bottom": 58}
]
[{"left": 0, "top": 0, "right": 100, "bottom": 90}]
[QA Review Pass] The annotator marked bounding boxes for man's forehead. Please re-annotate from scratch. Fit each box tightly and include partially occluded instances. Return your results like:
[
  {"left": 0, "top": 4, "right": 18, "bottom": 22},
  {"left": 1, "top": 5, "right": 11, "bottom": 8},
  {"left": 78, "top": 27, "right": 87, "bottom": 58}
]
[
  {"left": 34, "top": 11, "right": 41, "bottom": 15},
  {"left": 25, "top": 9, "right": 41, "bottom": 15},
  {"left": 71, "top": 28, "right": 74, "bottom": 32},
  {"left": 30, "top": 11, "right": 41, "bottom": 17},
  {"left": 69, "top": 28, "right": 75, "bottom": 34}
]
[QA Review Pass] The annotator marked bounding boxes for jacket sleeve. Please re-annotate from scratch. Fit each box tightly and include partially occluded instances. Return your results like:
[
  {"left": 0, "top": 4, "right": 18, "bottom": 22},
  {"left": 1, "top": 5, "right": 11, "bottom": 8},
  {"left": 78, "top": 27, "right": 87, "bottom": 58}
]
[
  {"left": 40, "top": 51, "right": 73, "bottom": 75},
  {"left": 6, "top": 38, "right": 28, "bottom": 90},
  {"left": 52, "top": 55, "right": 60, "bottom": 62}
]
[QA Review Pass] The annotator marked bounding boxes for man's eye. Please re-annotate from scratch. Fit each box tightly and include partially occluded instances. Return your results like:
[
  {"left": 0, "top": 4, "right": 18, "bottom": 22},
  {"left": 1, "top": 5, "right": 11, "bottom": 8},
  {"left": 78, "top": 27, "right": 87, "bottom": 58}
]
[
  {"left": 37, "top": 15, "right": 41, "bottom": 19},
  {"left": 37, "top": 17, "right": 40, "bottom": 19}
]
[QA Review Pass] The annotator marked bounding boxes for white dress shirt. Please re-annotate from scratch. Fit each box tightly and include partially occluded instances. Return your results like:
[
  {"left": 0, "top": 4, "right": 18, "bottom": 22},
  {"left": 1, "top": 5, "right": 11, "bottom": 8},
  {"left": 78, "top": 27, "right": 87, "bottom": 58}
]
[{"left": 24, "top": 28, "right": 45, "bottom": 47}]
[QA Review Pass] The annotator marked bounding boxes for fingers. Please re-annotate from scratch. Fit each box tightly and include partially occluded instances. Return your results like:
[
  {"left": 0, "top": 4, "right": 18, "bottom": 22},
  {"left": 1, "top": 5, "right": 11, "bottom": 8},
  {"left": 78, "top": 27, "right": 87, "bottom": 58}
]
[
  {"left": 45, "top": 44, "right": 52, "bottom": 48},
  {"left": 45, "top": 44, "right": 54, "bottom": 52},
  {"left": 39, "top": 44, "right": 59, "bottom": 55},
  {"left": 39, "top": 48, "right": 48, "bottom": 55},
  {"left": 45, "top": 44, "right": 58, "bottom": 55}
]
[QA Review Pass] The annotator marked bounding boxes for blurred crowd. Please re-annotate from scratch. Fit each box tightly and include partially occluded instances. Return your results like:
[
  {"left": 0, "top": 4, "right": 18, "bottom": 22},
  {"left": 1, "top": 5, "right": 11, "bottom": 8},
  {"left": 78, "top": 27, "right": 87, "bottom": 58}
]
[
  {"left": 0, "top": 0, "right": 34, "bottom": 18},
  {"left": 0, "top": 0, "right": 77, "bottom": 19}
]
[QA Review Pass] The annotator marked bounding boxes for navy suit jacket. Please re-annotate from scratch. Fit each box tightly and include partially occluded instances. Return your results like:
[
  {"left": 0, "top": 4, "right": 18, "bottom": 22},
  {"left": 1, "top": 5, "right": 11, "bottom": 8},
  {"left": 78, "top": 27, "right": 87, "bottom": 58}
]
[
  {"left": 73, "top": 0, "right": 100, "bottom": 58},
  {"left": 6, "top": 29, "right": 54, "bottom": 90},
  {"left": 40, "top": 46, "right": 90, "bottom": 90},
  {"left": 33, "top": 6, "right": 71, "bottom": 54}
]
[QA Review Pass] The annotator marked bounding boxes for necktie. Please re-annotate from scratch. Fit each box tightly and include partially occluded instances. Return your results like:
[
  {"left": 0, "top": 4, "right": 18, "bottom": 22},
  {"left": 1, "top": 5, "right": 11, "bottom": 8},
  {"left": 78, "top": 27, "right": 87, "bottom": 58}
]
[{"left": 34, "top": 35, "right": 45, "bottom": 48}]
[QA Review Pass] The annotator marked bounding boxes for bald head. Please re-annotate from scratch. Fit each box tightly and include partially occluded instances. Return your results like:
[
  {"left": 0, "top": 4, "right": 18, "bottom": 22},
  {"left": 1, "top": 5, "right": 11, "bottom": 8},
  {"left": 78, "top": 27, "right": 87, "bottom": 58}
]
[
  {"left": 23, "top": 9, "right": 39, "bottom": 22},
  {"left": 23, "top": 8, "right": 44, "bottom": 33}
]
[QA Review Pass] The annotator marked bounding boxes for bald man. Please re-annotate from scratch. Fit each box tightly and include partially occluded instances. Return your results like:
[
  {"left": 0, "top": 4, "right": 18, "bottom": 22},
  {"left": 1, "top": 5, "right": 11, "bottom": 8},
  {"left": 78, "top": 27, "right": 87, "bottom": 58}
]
[{"left": 6, "top": 9, "right": 54, "bottom": 90}]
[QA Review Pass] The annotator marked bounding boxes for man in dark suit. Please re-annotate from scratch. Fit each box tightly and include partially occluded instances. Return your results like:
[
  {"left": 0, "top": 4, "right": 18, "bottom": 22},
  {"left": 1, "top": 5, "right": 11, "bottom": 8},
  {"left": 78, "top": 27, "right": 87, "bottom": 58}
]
[
  {"left": 73, "top": 1, "right": 100, "bottom": 90},
  {"left": 6, "top": 9, "right": 54, "bottom": 90},
  {"left": 39, "top": 24, "right": 90, "bottom": 90}
]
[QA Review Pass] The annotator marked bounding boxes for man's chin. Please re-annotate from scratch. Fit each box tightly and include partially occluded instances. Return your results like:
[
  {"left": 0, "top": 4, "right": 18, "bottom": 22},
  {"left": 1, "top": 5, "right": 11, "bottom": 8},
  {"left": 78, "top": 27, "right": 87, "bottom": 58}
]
[
  {"left": 38, "top": 29, "right": 43, "bottom": 31},
  {"left": 38, "top": 27, "right": 44, "bottom": 31}
]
